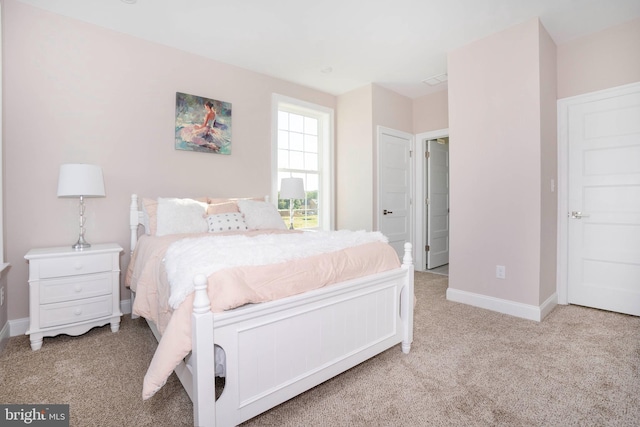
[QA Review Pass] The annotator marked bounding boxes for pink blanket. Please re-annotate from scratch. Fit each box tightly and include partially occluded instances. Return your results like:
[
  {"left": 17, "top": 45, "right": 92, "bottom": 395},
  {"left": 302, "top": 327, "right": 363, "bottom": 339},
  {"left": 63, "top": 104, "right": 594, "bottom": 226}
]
[{"left": 125, "top": 230, "right": 401, "bottom": 399}]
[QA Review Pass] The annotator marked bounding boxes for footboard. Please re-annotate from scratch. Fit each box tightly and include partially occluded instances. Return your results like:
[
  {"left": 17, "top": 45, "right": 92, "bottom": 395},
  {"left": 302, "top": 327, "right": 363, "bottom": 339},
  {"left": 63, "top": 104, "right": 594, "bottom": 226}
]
[{"left": 189, "top": 243, "right": 414, "bottom": 427}]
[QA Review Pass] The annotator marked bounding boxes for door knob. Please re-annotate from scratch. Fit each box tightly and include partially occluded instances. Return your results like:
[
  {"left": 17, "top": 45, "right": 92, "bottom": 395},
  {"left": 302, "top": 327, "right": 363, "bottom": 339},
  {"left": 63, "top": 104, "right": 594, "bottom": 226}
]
[
  {"left": 570, "top": 211, "right": 590, "bottom": 219},
  {"left": 383, "top": 209, "right": 393, "bottom": 215}
]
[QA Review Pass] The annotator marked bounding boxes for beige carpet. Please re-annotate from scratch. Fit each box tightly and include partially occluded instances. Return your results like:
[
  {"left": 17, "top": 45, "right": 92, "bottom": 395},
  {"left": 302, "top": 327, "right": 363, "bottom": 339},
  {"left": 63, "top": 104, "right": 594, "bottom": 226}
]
[{"left": 1, "top": 272, "right": 639, "bottom": 426}]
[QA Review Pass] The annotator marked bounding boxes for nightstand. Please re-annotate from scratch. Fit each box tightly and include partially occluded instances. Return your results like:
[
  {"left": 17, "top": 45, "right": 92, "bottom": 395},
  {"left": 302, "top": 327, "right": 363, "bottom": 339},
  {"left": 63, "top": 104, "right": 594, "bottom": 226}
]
[{"left": 25, "top": 243, "right": 123, "bottom": 350}]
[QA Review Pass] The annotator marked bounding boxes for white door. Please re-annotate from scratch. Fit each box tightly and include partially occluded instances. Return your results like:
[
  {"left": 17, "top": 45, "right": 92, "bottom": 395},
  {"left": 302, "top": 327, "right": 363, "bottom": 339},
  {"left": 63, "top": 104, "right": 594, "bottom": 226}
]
[
  {"left": 567, "top": 87, "right": 640, "bottom": 316},
  {"left": 378, "top": 127, "right": 412, "bottom": 259},
  {"left": 427, "top": 139, "right": 450, "bottom": 269}
]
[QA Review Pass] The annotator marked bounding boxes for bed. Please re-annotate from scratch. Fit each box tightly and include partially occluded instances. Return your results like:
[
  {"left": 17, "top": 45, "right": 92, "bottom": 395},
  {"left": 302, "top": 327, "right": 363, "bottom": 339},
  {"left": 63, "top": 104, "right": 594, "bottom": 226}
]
[{"left": 126, "top": 194, "right": 414, "bottom": 427}]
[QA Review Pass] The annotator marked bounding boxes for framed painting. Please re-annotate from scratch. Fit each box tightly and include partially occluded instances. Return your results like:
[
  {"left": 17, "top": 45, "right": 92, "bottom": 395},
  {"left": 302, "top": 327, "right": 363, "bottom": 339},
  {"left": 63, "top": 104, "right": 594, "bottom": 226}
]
[{"left": 175, "top": 92, "right": 232, "bottom": 154}]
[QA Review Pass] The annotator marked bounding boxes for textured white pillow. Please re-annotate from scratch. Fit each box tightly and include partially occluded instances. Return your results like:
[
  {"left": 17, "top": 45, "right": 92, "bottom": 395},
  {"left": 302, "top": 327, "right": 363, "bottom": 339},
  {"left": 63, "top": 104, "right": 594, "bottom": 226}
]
[
  {"left": 237, "top": 200, "right": 287, "bottom": 230},
  {"left": 206, "top": 213, "right": 249, "bottom": 233},
  {"left": 156, "top": 197, "right": 208, "bottom": 236}
]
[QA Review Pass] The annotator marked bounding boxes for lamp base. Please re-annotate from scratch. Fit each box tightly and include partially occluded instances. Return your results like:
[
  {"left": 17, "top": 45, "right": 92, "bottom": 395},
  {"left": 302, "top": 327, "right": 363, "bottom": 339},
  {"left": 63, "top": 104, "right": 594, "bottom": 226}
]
[
  {"left": 72, "top": 196, "right": 92, "bottom": 250},
  {"left": 289, "top": 200, "right": 295, "bottom": 230},
  {"left": 72, "top": 236, "right": 91, "bottom": 250}
]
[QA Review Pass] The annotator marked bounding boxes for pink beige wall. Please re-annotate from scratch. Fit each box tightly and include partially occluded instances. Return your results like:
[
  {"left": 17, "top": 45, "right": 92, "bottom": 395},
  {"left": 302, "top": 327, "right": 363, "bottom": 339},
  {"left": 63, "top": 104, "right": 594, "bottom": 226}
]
[
  {"left": 538, "top": 22, "right": 558, "bottom": 304},
  {"left": 335, "top": 84, "right": 413, "bottom": 231},
  {"left": 448, "top": 18, "right": 555, "bottom": 307},
  {"left": 445, "top": 16, "right": 638, "bottom": 309},
  {"left": 413, "top": 89, "right": 449, "bottom": 133},
  {"left": 371, "top": 84, "right": 413, "bottom": 229},
  {"left": 557, "top": 17, "right": 640, "bottom": 99},
  {"left": 336, "top": 85, "right": 373, "bottom": 231},
  {"left": 371, "top": 84, "right": 413, "bottom": 133},
  {"left": 3, "top": 1, "right": 336, "bottom": 321}
]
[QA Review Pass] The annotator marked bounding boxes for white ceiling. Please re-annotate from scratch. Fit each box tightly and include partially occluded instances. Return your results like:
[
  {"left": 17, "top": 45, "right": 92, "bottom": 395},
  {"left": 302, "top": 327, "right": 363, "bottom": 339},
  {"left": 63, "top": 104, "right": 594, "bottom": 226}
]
[{"left": 17, "top": 0, "right": 640, "bottom": 99}]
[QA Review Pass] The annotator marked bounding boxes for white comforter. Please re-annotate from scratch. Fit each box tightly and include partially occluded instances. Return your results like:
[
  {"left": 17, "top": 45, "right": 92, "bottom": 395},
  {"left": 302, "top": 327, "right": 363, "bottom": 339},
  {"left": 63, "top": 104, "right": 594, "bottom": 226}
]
[{"left": 164, "top": 230, "right": 389, "bottom": 309}]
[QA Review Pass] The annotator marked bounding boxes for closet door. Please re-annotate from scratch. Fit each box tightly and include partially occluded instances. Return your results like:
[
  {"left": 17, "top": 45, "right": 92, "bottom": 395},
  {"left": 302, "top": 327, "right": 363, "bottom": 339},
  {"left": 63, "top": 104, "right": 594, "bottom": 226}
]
[
  {"left": 562, "top": 84, "right": 640, "bottom": 316},
  {"left": 426, "top": 139, "right": 449, "bottom": 269}
]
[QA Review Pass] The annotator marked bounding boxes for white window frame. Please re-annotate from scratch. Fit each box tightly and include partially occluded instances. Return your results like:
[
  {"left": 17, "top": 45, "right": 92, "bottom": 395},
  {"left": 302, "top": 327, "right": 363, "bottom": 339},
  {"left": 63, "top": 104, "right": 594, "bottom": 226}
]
[{"left": 271, "top": 94, "right": 335, "bottom": 231}]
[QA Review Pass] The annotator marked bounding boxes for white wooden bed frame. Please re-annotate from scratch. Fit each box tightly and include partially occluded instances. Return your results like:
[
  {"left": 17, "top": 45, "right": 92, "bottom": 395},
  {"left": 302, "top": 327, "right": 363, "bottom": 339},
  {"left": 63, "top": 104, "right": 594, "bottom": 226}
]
[{"left": 128, "top": 194, "right": 414, "bottom": 427}]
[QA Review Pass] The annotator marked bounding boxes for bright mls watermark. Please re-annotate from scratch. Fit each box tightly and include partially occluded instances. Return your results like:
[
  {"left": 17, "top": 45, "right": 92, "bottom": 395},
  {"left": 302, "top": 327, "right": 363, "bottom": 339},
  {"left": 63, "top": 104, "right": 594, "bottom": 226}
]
[{"left": 1, "top": 405, "right": 69, "bottom": 426}]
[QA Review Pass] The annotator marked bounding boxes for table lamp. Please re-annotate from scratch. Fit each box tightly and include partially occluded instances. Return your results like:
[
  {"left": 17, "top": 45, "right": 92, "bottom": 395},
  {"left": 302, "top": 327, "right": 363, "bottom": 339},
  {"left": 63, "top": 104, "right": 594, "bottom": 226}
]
[
  {"left": 57, "top": 164, "right": 106, "bottom": 250},
  {"left": 279, "top": 177, "right": 305, "bottom": 230}
]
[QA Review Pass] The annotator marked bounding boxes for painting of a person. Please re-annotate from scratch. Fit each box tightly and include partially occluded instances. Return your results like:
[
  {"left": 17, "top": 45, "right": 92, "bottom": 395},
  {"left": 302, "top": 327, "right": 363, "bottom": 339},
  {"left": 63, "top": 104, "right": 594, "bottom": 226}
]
[
  {"left": 179, "top": 101, "right": 218, "bottom": 149},
  {"left": 197, "top": 101, "right": 217, "bottom": 130},
  {"left": 175, "top": 93, "right": 232, "bottom": 154}
]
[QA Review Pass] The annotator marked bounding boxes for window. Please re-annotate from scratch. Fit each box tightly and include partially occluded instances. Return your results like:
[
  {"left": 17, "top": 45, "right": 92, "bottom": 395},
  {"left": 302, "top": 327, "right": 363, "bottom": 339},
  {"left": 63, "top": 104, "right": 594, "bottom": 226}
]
[{"left": 272, "top": 95, "right": 334, "bottom": 230}]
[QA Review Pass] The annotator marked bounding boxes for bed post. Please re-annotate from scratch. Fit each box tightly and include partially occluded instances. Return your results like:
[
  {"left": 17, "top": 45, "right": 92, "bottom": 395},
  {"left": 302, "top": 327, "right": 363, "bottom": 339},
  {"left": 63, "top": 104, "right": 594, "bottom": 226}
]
[
  {"left": 130, "top": 194, "right": 140, "bottom": 255},
  {"left": 191, "top": 274, "right": 216, "bottom": 427},
  {"left": 130, "top": 194, "right": 141, "bottom": 319},
  {"left": 401, "top": 242, "right": 414, "bottom": 354}
]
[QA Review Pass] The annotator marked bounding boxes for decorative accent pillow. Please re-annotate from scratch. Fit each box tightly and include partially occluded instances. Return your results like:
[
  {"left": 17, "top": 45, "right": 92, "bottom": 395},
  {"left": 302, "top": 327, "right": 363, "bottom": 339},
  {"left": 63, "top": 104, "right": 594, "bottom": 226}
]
[
  {"left": 155, "top": 197, "right": 208, "bottom": 236},
  {"left": 206, "top": 197, "right": 266, "bottom": 215},
  {"left": 208, "top": 197, "right": 265, "bottom": 204},
  {"left": 206, "top": 201, "right": 240, "bottom": 215},
  {"left": 206, "top": 213, "right": 249, "bottom": 233},
  {"left": 237, "top": 200, "right": 287, "bottom": 230}
]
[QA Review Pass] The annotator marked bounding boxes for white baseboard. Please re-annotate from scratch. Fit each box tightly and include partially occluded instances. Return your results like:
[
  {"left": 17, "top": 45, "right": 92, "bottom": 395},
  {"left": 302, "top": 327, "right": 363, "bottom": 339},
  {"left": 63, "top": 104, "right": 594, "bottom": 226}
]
[
  {"left": 120, "top": 298, "right": 132, "bottom": 315},
  {"left": 446, "top": 288, "right": 557, "bottom": 322},
  {"left": 0, "top": 321, "right": 9, "bottom": 353},
  {"left": 539, "top": 292, "right": 557, "bottom": 321},
  {"left": 9, "top": 299, "right": 132, "bottom": 337},
  {"left": 10, "top": 317, "right": 29, "bottom": 337}
]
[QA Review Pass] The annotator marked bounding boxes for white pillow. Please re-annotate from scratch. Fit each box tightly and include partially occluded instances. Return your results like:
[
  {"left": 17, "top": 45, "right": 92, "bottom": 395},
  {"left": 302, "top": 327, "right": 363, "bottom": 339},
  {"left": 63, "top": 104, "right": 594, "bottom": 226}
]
[
  {"left": 206, "top": 213, "right": 249, "bottom": 233},
  {"left": 156, "top": 197, "right": 208, "bottom": 236},
  {"left": 237, "top": 200, "right": 287, "bottom": 230}
]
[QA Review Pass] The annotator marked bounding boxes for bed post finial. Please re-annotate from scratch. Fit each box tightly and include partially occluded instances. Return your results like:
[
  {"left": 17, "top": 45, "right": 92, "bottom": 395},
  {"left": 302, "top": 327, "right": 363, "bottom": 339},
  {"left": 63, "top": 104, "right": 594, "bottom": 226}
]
[
  {"left": 402, "top": 242, "right": 413, "bottom": 266},
  {"left": 192, "top": 274, "right": 211, "bottom": 314}
]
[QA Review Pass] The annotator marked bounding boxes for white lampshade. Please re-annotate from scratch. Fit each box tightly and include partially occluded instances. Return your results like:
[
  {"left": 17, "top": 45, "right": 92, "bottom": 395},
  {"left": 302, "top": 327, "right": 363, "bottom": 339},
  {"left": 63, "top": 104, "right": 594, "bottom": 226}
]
[
  {"left": 57, "top": 164, "right": 105, "bottom": 198},
  {"left": 280, "top": 177, "right": 305, "bottom": 199}
]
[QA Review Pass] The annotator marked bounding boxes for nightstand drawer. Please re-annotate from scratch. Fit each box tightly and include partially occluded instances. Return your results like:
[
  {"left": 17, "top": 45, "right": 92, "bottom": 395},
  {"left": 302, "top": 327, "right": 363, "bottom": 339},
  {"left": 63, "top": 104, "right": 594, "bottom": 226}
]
[
  {"left": 38, "top": 254, "right": 113, "bottom": 278},
  {"left": 39, "top": 273, "right": 112, "bottom": 304},
  {"left": 39, "top": 295, "right": 113, "bottom": 328}
]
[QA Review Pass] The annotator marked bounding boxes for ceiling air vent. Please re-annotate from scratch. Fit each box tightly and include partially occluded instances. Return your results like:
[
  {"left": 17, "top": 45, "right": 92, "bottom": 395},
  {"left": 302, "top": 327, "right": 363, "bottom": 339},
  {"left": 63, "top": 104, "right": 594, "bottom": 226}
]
[{"left": 422, "top": 73, "right": 448, "bottom": 86}]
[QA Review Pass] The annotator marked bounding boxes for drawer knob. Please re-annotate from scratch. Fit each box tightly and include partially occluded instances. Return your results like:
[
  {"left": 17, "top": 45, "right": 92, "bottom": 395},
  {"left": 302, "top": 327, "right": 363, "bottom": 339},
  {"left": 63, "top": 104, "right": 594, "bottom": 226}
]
[
  {"left": 74, "top": 308, "right": 82, "bottom": 316},
  {"left": 74, "top": 263, "right": 83, "bottom": 270},
  {"left": 74, "top": 285, "right": 83, "bottom": 293}
]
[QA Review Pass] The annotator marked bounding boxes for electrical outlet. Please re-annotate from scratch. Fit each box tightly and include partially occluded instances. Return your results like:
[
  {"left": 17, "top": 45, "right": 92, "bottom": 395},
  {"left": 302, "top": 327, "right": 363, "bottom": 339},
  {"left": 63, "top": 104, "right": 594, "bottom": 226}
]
[
  {"left": 496, "top": 265, "right": 506, "bottom": 279},
  {"left": 0, "top": 286, "right": 4, "bottom": 306}
]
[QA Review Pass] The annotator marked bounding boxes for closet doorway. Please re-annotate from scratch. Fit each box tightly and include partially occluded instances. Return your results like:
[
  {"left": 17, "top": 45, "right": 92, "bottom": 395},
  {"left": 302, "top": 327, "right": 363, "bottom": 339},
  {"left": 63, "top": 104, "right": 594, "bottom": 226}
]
[{"left": 414, "top": 129, "right": 450, "bottom": 274}]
